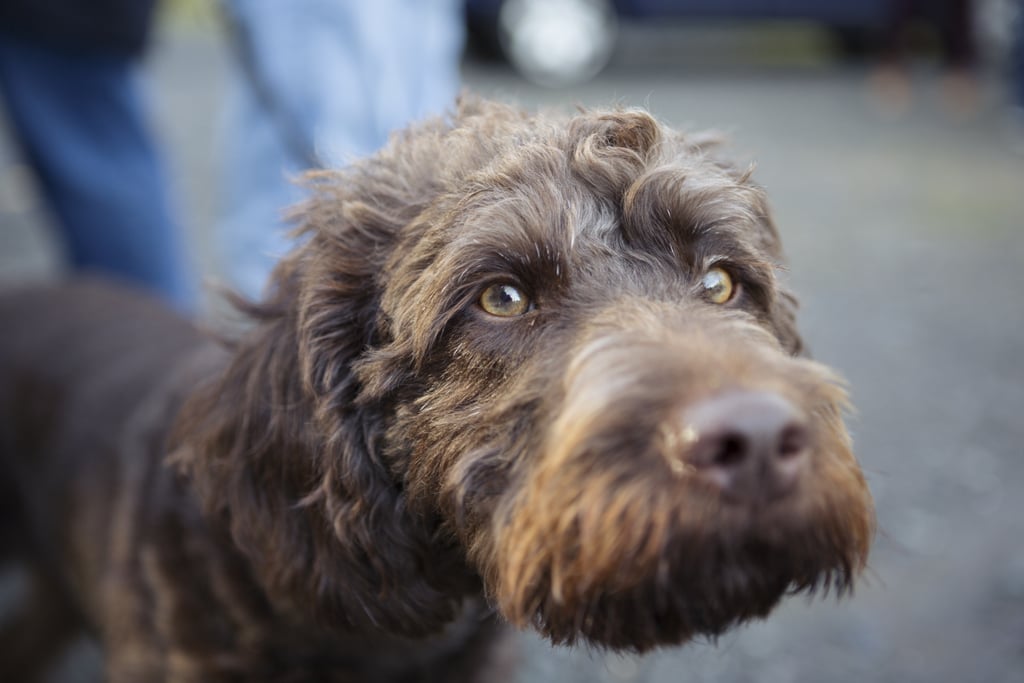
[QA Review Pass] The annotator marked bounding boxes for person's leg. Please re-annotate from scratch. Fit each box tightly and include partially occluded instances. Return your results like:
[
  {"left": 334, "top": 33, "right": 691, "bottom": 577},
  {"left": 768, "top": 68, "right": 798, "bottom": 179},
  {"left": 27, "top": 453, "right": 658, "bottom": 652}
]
[
  {"left": 216, "top": 61, "right": 304, "bottom": 301},
  {"left": 217, "top": 0, "right": 373, "bottom": 300},
  {"left": 936, "top": 0, "right": 979, "bottom": 120},
  {"left": 1015, "top": 10, "right": 1024, "bottom": 112},
  {"left": 362, "top": 0, "right": 464, "bottom": 146},
  {"left": 310, "top": 0, "right": 464, "bottom": 166},
  {"left": 0, "top": 34, "right": 195, "bottom": 312},
  {"left": 216, "top": 0, "right": 463, "bottom": 301}
]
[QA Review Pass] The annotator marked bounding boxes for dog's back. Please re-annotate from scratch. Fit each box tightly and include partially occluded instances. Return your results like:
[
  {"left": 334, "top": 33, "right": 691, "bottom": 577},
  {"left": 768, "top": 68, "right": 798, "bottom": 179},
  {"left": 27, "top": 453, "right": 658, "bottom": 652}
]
[
  {"left": 0, "top": 279, "right": 215, "bottom": 679},
  {"left": 0, "top": 280, "right": 508, "bottom": 683}
]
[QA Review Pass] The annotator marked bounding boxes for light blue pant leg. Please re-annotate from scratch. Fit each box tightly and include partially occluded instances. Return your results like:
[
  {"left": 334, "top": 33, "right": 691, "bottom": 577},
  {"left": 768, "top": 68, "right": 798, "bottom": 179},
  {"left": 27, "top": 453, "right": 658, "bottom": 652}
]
[
  {"left": 0, "top": 33, "right": 196, "bottom": 312},
  {"left": 217, "top": 0, "right": 463, "bottom": 300}
]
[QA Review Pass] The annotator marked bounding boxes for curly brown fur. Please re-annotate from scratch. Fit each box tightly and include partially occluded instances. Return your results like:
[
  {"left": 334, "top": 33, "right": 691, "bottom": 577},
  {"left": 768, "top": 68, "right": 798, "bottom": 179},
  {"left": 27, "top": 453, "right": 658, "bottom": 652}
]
[{"left": 0, "top": 97, "right": 873, "bottom": 681}]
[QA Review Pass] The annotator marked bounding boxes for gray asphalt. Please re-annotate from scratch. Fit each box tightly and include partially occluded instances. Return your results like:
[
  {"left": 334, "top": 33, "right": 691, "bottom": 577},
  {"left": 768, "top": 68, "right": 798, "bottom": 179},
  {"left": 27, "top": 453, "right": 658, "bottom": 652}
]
[{"left": 2, "top": 18, "right": 1023, "bottom": 683}]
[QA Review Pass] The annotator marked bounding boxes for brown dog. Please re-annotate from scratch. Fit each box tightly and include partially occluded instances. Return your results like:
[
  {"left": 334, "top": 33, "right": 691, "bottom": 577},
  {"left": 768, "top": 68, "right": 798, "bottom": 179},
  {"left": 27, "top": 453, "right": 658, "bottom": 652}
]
[{"left": 0, "top": 98, "right": 874, "bottom": 682}]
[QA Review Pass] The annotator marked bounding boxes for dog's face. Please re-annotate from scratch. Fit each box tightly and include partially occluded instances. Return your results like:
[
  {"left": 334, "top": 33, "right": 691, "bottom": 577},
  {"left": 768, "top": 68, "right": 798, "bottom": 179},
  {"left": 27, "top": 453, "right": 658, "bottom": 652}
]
[{"left": 180, "top": 99, "right": 873, "bottom": 652}]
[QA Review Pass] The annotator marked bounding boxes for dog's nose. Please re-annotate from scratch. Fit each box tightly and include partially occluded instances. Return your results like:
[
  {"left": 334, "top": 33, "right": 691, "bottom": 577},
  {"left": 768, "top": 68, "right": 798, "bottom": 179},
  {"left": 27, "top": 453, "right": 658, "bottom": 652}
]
[{"left": 680, "top": 391, "right": 809, "bottom": 503}]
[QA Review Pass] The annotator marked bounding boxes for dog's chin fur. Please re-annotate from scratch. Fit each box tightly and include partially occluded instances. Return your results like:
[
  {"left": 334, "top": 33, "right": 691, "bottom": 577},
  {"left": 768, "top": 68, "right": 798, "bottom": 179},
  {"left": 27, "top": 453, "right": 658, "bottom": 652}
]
[
  {"left": 490, "top": 479, "right": 870, "bottom": 651},
  {"left": 2, "top": 96, "right": 873, "bottom": 679}
]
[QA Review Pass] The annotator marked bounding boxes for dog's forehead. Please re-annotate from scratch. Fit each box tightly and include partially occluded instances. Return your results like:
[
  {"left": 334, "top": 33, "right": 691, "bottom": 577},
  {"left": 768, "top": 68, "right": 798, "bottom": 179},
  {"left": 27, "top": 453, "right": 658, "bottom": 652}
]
[{"left": 446, "top": 126, "right": 776, "bottom": 270}]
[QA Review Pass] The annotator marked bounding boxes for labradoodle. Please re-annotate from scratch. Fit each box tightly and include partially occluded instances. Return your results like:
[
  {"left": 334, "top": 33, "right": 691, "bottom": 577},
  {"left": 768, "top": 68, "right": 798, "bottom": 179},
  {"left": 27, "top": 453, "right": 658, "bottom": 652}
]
[{"left": 0, "top": 97, "right": 874, "bottom": 682}]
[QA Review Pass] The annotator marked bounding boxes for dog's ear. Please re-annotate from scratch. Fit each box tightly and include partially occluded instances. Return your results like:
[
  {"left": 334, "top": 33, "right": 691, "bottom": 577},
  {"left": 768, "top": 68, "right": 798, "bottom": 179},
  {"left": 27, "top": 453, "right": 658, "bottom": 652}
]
[
  {"left": 772, "top": 286, "right": 804, "bottom": 356},
  {"left": 755, "top": 209, "right": 805, "bottom": 357},
  {"left": 170, "top": 136, "right": 473, "bottom": 635}
]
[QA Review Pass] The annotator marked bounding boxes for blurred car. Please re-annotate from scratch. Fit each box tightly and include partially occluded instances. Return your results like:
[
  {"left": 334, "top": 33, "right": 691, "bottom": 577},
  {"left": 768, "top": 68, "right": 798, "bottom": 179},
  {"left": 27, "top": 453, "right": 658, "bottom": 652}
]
[{"left": 465, "top": 0, "right": 893, "bottom": 86}]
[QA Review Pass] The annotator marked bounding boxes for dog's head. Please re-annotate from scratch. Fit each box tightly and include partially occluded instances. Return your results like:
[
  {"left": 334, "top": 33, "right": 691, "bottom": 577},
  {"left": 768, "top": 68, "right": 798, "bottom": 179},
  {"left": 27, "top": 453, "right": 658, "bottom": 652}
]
[{"left": 174, "top": 98, "right": 873, "bottom": 651}]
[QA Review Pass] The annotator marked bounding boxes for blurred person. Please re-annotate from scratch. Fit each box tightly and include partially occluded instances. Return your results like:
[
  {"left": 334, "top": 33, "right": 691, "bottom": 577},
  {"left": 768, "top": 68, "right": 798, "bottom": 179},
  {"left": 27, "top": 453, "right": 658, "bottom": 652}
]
[
  {"left": 217, "top": 0, "right": 464, "bottom": 300},
  {"left": 1013, "top": 4, "right": 1024, "bottom": 142},
  {"left": 0, "top": 0, "right": 197, "bottom": 312},
  {"left": 868, "top": 0, "right": 980, "bottom": 119}
]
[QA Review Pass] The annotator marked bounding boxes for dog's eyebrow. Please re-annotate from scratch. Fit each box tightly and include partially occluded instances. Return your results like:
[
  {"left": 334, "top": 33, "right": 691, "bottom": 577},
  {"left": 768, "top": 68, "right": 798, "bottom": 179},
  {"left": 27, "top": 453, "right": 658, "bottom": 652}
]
[
  {"left": 428, "top": 199, "right": 575, "bottom": 297},
  {"left": 619, "top": 165, "right": 770, "bottom": 260}
]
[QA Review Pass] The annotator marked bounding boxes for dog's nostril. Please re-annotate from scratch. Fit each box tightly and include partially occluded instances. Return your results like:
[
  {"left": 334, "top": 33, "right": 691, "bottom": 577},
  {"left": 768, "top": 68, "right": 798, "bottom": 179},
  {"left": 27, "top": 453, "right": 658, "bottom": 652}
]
[{"left": 712, "top": 434, "right": 748, "bottom": 468}]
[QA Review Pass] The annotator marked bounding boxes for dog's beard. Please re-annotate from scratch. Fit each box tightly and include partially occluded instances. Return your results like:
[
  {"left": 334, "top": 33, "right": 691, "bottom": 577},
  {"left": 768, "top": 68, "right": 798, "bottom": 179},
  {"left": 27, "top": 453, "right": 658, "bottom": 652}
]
[{"left": 484, "top": 436, "right": 870, "bottom": 652}]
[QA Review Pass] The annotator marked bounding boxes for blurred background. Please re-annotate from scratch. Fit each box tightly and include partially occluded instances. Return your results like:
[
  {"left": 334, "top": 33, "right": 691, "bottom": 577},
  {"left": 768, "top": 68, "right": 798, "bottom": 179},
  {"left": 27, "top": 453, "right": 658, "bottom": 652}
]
[{"left": 1, "top": 1, "right": 1023, "bottom": 681}]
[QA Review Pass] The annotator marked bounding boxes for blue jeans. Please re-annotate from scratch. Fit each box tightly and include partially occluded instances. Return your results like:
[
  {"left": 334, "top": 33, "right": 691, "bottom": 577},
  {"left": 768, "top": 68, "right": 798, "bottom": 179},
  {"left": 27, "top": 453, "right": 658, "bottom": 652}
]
[
  {"left": 218, "top": 0, "right": 464, "bottom": 299},
  {"left": 0, "top": 33, "right": 195, "bottom": 312}
]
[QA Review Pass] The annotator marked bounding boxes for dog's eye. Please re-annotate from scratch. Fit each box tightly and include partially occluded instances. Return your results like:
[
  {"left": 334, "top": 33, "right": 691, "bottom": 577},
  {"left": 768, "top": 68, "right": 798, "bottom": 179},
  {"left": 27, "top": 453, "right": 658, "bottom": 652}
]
[
  {"left": 479, "top": 284, "right": 531, "bottom": 317},
  {"left": 701, "top": 267, "right": 735, "bottom": 304}
]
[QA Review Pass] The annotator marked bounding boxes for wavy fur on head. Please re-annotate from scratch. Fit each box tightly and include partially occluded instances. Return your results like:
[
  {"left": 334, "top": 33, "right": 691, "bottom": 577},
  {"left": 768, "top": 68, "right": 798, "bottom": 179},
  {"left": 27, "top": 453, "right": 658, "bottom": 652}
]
[{"left": 0, "top": 97, "right": 873, "bottom": 679}]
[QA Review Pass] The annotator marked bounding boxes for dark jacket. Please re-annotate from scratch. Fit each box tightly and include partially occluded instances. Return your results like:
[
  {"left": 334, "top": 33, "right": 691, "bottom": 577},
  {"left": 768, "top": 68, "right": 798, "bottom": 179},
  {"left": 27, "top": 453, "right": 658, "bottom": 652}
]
[{"left": 0, "top": 0, "right": 159, "bottom": 55}]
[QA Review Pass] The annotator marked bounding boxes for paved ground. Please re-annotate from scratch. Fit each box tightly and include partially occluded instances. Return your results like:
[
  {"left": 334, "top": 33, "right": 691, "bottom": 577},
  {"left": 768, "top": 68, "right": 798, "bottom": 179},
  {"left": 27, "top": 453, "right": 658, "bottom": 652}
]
[{"left": 2, "top": 18, "right": 1023, "bottom": 683}]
